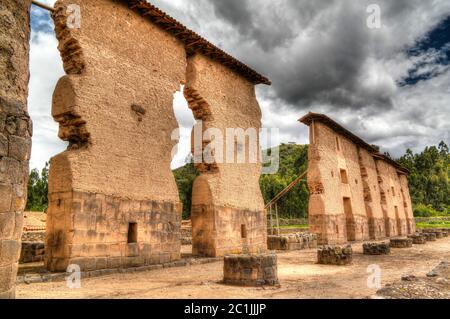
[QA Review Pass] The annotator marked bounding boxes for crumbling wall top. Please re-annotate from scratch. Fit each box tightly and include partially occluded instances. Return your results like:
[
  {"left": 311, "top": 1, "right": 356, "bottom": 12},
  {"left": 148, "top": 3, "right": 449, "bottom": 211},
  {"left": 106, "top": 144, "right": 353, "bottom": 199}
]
[
  {"left": 122, "top": 0, "right": 271, "bottom": 86},
  {"left": 299, "top": 112, "right": 410, "bottom": 175}
]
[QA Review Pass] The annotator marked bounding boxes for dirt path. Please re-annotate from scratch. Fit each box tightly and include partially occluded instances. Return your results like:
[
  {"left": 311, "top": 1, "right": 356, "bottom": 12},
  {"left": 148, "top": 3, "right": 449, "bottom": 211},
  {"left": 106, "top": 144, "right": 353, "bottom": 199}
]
[{"left": 16, "top": 237, "right": 450, "bottom": 299}]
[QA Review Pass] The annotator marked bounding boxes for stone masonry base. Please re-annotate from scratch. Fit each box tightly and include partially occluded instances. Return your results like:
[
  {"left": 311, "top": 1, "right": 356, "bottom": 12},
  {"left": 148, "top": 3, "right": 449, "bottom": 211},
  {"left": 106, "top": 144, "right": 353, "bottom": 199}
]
[
  {"left": 223, "top": 253, "right": 279, "bottom": 287},
  {"left": 46, "top": 191, "right": 181, "bottom": 272}
]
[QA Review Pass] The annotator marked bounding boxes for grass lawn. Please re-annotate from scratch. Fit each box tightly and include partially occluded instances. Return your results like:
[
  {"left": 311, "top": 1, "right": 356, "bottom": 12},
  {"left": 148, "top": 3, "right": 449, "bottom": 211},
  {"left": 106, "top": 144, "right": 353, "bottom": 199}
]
[
  {"left": 416, "top": 221, "right": 450, "bottom": 229},
  {"left": 279, "top": 224, "right": 309, "bottom": 229},
  {"left": 278, "top": 222, "right": 450, "bottom": 230}
]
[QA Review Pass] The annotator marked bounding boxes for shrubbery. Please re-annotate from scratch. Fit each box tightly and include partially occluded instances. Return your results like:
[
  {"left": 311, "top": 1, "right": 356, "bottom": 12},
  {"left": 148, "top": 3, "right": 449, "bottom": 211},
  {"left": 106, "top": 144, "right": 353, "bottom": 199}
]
[{"left": 413, "top": 204, "right": 443, "bottom": 217}]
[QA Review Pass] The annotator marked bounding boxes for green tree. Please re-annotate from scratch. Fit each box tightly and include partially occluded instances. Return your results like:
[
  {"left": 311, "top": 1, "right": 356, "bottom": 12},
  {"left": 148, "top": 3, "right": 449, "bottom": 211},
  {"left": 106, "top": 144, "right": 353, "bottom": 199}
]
[
  {"left": 260, "top": 144, "right": 309, "bottom": 219},
  {"left": 398, "top": 141, "right": 449, "bottom": 214},
  {"left": 173, "top": 159, "right": 199, "bottom": 219},
  {"left": 26, "top": 162, "right": 49, "bottom": 212}
]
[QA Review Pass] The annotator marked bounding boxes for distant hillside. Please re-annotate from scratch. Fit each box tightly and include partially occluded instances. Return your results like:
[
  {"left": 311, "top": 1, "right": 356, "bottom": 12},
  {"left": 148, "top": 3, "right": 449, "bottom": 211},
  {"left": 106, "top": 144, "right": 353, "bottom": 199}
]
[
  {"left": 173, "top": 144, "right": 310, "bottom": 219},
  {"left": 260, "top": 144, "right": 309, "bottom": 218},
  {"left": 173, "top": 162, "right": 199, "bottom": 219}
]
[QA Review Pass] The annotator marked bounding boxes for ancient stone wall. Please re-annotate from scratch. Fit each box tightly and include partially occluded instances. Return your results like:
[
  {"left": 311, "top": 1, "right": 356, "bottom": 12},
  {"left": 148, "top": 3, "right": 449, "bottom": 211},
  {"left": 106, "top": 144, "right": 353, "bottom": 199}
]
[
  {"left": 302, "top": 114, "right": 415, "bottom": 245},
  {"left": 358, "top": 148, "right": 386, "bottom": 239},
  {"left": 0, "top": 0, "right": 32, "bottom": 299},
  {"left": 186, "top": 54, "right": 267, "bottom": 257},
  {"left": 46, "top": 0, "right": 185, "bottom": 271}
]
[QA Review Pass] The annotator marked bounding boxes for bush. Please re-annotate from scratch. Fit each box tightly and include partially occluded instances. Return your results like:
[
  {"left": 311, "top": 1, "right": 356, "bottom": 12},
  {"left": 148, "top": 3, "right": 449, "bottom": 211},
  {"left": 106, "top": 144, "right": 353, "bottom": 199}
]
[{"left": 413, "top": 204, "right": 441, "bottom": 217}]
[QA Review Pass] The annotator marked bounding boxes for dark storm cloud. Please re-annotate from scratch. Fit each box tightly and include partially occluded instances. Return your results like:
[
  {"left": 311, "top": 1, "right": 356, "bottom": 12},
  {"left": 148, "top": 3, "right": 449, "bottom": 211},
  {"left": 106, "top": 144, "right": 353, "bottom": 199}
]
[
  {"left": 206, "top": 0, "right": 397, "bottom": 110},
  {"left": 28, "top": 0, "right": 450, "bottom": 166}
]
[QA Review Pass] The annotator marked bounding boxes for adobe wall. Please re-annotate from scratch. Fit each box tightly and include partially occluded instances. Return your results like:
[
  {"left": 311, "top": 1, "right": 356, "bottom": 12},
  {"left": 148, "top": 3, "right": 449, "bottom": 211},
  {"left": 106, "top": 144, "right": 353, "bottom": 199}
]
[
  {"left": 0, "top": 0, "right": 32, "bottom": 298},
  {"left": 375, "top": 159, "right": 414, "bottom": 237},
  {"left": 185, "top": 54, "right": 267, "bottom": 257},
  {"left": 358, "top": 148, "right": 386, "bottom": 239},
  {"left": 307, "top": 122, "right": 368, "bottom": 244},
  {"left": 399, "top": 174, "right": 416, "bottom": 234},
  {"left": 307, "top": 120, "right": 415, "bottom": 245},
  {"left": 46, "top": 0, "right": 185, "bottom": 271}
]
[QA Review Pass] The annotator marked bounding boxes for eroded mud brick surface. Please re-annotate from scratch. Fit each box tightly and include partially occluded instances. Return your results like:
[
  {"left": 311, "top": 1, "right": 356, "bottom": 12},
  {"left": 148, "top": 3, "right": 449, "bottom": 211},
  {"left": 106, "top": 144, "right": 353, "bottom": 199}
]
[
  {"left": 186, "top": 54, "right": 267, "bottom": 257},
  {"left": 0, "top": 0, "right": 32, "bottom": 299},
  {"left": 46, "top": 0, "right": 186, "bottom": 271}
]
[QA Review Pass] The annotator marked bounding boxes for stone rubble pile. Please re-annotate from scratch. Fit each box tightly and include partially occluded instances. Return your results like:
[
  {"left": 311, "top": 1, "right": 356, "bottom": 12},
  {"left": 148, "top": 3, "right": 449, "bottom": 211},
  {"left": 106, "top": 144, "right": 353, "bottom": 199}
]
[
  {"left": 317, "top": 245, "right": 353, "bottom": 265},
  {"left": 267, "top": 233, "right": 318, "bottom": 251}
]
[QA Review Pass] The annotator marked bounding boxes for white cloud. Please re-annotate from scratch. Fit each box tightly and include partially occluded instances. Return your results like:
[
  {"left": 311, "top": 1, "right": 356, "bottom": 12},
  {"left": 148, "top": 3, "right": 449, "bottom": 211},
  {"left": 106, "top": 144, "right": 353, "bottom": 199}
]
[{"left": 28, "top": 31, "right": 66, "bottom": 170}]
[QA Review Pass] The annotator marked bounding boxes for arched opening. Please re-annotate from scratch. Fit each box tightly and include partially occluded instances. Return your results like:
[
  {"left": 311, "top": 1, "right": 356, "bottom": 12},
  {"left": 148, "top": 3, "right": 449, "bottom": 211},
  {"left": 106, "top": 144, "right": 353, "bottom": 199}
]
[
  {"left": 19, "top": 3, "right": 66, "bottom": 270},
  {"left": 171, "top": 84, "right": 197, "bottom": 256}
]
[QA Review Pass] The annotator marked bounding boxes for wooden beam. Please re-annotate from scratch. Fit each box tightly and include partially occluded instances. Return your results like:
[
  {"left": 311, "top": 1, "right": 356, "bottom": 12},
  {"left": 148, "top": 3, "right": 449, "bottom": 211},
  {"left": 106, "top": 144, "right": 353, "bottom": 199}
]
[
  {"left": 264, "top": 170, "right": 308, "bottom": 210},
  {"left": 31, "top": 0, "right": 54, "bottom": 12}
]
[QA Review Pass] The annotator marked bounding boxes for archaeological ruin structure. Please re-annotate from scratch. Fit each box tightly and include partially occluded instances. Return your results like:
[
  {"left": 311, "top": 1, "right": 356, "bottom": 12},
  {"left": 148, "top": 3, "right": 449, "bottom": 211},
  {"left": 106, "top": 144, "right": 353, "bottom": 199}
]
[
  {"left": 0, "top": 0, "right": 33, "bottom": 298},
  {"left": 0, "top": 0, "right": 270, "bottom": 298},
  {"left": 46, "top": 0, "right": 270, "bottom": 271},
  {"left": 300, "top": 113, "right": 416, "bottom": 245}
]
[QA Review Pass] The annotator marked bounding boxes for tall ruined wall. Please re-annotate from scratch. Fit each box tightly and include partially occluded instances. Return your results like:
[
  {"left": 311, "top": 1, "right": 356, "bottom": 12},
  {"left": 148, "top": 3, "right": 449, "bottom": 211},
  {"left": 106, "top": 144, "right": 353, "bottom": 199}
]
[
  {"left": 46, "top": 0, "right": 185, "bottom": 271},
  {"left": 308, "top": 122, "right": 368, "bottom": 244},
  {"left": 185, "top": 54, "right": 266, "bottom": 257},
  {"left": 375, "top": 160, "right": 412, "bottom": 237},
  {"left": 398, "top": 174, "right": 416, "bottom": 234},
  {"left": 305, "top": 117, "right": 415, "bottom": 245},
  {"left": 0, "top": 0, "right": 32, "bottom": 299},
  {"left": 358, "top": 148, "right": 386, "bottom": 239}
]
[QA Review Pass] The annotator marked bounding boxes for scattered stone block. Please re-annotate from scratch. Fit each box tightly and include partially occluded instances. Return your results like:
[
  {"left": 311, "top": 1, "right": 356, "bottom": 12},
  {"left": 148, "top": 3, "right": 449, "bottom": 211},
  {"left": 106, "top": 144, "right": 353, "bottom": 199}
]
[
  {"left": 390, "top": 238, "right": 413, "bottom": 248},
  {"left": 427, "top": 261, "right": 450, "bottom": 279},
  {"left": 19, "top": 241, "right": 45, "bottom": 264},
  {"left": 422, "top": 233, "right": 437, "bottom": 242},
  {"left": 363, "top": 242, "right": 390, "bottom": 255},
  {"left": 267, "top": 233, "right": 317, "bottom": 251},
  {"left": 408, "top": 234, "right": 427, "bottom": 245},
  {"left": 317, "top": 245, "right": 353, "bottom": 265},
  {"left": 223, "top": 253, "right": 279, "bottom": 287},
  {"left": 434, "top": 232, "right": 445, "bottom": 239}
]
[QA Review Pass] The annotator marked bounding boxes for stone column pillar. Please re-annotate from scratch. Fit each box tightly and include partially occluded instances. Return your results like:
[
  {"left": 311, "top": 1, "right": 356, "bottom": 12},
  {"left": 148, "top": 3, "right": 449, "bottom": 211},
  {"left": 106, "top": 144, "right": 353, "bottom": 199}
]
[{"left": 0, "top": 0, "right": 32, "bottom": 299}]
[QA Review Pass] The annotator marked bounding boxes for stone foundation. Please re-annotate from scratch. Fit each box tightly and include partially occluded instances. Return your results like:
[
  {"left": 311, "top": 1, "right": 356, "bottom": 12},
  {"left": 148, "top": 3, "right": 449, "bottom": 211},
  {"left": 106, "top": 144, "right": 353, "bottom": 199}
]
[
  {"left": 223, "top": 253, "right": 279, "bottom": 287},
  {"left": 309, "top": 214, "right": 347, "bottom": 245},
  {"left": 19, "top": 242, "right": 45, "bottom": 264},
  {"left": 363, "top": 242, "right": 390, "bottom": 255},
  {"left": 317, "top": 245, "right": 353, "bottom": 265},
  {"left": 408, "top": 234, "right": 427, "bottom": 245},
  {"left": 191, "top": 205, "right": 266, "bottom": 257},
  {"left": 46, "top": 191, "right": 181, "bottom": 272},
  {"left": 390, "top": 238, "right": 413, "bottom": 248},
  {"left": 267, "top": 233, "right": 317, "bottom": 251},
  {"left": 422, "top": 233, "right": 437, "bottom": 242},
  {"left": 434, "top": 232, "right": 445, "bottom": 239},
  {"left": 22, "top": 231, "right": 46, "bottom": 242}
]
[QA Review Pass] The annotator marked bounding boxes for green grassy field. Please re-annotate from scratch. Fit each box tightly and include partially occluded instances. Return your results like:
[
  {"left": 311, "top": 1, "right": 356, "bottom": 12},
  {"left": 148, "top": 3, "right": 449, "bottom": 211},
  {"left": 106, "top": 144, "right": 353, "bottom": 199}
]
[
  {"left": 278, "top": 224, "right": 309, "bottom": 229},
  {"left": 278, "top": 221, "right": 450, "bottom": 231},
  {"left": 416, "top": 221, "right": 450, "bottom": 229}
]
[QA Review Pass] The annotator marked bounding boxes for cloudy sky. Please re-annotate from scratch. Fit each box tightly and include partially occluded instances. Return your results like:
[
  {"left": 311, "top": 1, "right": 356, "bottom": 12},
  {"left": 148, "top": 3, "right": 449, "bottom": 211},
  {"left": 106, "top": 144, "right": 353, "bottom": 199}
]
[{"left": 29, "top": 0, "right": 450, "bottom": 170}]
